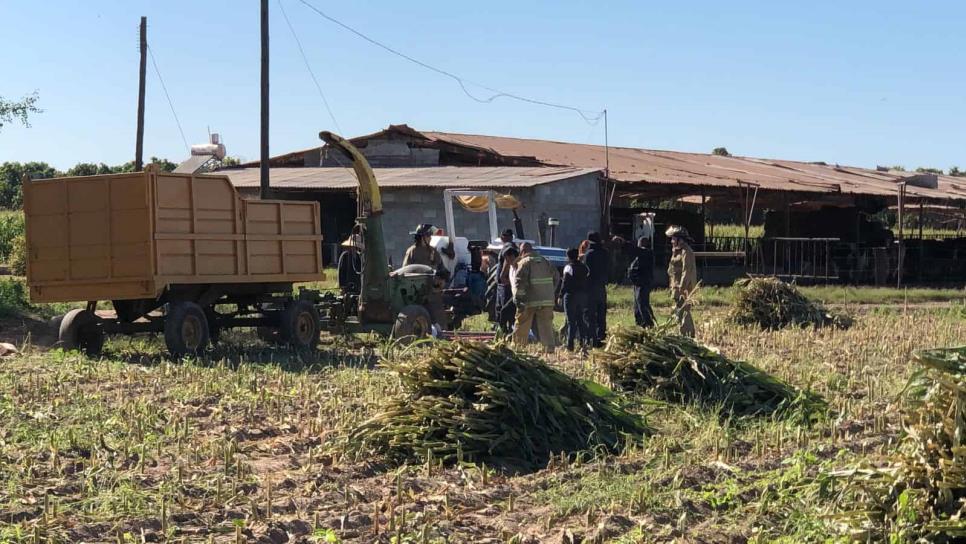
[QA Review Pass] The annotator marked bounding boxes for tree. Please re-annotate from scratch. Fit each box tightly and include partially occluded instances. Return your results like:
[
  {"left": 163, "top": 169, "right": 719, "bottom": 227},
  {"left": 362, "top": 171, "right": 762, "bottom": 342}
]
[
  {"left": 0, "top": 92, "right": 42, "bottom": 131},
  {"left": 916, "top": 167, "right": 944, "bottom": 175},
  {"left": 949, "top": 166, "right": 965, "bottom": 177},
  {"left": 712, "top": 147, "right": 731, "bottom": 157},
  {"left": 147, "top": 156, "right": 177, "bottom": 172},
  {"left": 66, "top": 163, "right": 114, "bottom": 177},
  {"left": 0, "top": 162, "right": 58, "bottom": 208}
]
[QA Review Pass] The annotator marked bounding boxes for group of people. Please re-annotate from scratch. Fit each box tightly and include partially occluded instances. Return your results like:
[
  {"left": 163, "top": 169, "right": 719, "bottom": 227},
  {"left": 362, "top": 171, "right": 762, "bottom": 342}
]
[{"left": 338, "top": 221, "right": 698, "bottom": 350}]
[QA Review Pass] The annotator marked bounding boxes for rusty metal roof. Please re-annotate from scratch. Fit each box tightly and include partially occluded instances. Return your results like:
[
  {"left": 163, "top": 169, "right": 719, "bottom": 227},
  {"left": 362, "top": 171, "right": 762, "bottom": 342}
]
[
  {"left": 235, "top": 125, "right": 966, "bottom": 203},
  {"left": 218, "top": 166, "right": 600, "bottom": 190},
  {"left": 414, "top": 129, "right": 966, "bottom": 202}
]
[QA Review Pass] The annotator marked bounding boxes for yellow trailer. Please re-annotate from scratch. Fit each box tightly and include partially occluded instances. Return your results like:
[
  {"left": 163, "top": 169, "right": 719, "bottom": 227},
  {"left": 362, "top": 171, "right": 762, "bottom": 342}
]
[{"left": 23, "top": 165, "right": 325, "bottom": 356}]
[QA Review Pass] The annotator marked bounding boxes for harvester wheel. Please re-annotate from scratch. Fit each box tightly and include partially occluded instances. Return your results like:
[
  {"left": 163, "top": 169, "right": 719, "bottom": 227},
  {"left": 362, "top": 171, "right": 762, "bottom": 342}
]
[
  {"left": 164, "top": 301, "right": 209, "bottom": 357},
  {"left": 392, "top": 305, "right": 433, "bottom": 344},
  {"left": 59, "top": 309, "right": 104, "bottom": 356},
  {"left": 279, "top": 300, "right": 320, "bottom": 349}
]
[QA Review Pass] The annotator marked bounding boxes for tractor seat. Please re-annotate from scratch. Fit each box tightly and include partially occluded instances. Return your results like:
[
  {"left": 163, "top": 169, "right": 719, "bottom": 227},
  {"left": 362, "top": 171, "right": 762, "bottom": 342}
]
[{"left": 391, "top": 264, "right": 436, "bottom": 277}]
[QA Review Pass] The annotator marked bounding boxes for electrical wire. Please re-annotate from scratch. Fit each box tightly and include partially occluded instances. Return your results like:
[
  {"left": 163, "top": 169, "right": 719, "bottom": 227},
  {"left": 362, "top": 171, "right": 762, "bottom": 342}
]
[
  {"left": 278, "top": 0, "right": 343, "bottom": 134},
  {"left": 147, "top": 45, "right": 190, "bottom": 152},
  {"left": 293, "top": 0, "right": 604, "bottom": 125}
]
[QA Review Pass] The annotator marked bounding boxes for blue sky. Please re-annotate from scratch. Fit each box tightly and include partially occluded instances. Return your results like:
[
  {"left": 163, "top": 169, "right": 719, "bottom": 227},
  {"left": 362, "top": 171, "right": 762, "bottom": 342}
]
[{"left": 2, "top": 0, "right": 964, "bottom": 171}]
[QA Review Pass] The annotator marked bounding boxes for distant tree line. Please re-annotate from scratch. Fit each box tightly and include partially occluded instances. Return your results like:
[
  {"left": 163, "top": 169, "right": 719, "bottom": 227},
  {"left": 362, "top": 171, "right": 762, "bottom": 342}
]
[
  {"left": 0, "top": 156, "right": 241, "bottom": 209},
  {"left": 879, "top": 165, "right": 966, "bottom": 177}
]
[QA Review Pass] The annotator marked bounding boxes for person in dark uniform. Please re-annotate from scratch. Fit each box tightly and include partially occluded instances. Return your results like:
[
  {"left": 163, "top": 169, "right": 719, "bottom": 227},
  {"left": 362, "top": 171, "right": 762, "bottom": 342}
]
[
  {"left": 582, "top": 231, "right": 610, "bottom": 346},
  {"left": 615, "top": 235, "right": 655, "bottom": 328},
  {"left": 496, "top": 245, "right": 519, "bottom": 333},
  {"left": 558, "top": 247, "right": 591, "bottom": 350}
]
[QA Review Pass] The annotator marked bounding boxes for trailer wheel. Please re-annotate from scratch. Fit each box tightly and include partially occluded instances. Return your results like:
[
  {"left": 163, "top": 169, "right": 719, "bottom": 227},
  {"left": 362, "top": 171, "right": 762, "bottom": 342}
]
[
  {"left": 392, "top": 305, "right": 433, "bottom": 344},
  {"left": 59, "top": 309, "right": 104, "bottom": 356},
  {"left": 279, "top": 300, "right": 320, "bottom": 349},
  {"left": 164, "top": 301, "right": 209, "bottom": 357}
]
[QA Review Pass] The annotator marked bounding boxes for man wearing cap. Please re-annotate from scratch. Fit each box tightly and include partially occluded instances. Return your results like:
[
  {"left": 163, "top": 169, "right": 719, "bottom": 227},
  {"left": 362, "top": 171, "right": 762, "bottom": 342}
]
[
  {"left": 403, "top": 224, "right": 451, "bottom": 279},
  {"left": 403, "top": 224, "right": 453, "bottom": 328},
  {"left": 666, "top": 225, "right": 697, "bottom": 337},
  {"left": 513, "top": 242, "right": 558, "bottom": 352},
  {"left": 499, "top": 228, "right": 515, "bottom": 245},
  {"left": 337, "top": 228, "right": 363, "bottom": 295}
]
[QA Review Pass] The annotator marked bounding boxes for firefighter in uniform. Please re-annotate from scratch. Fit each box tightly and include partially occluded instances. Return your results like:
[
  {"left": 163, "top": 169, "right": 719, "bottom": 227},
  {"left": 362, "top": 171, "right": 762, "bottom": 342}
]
[
  {"left": 666, "top": 225, "right": 697, "bottom": 337},
  {"left": 512, "top": 242, "right": 559, "bottom": 352}
]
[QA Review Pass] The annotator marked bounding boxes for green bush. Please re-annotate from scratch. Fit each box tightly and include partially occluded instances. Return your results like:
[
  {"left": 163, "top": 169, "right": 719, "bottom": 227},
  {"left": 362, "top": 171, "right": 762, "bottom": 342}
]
[
  {"left": 9, "top": 232, "right": 26, "bottom": 276},
  {"left": 0, "top": 212, "right": 24, "bottom": 262},
  {"left": 0, "top": 278, "right": 30, "bottom": 318}
]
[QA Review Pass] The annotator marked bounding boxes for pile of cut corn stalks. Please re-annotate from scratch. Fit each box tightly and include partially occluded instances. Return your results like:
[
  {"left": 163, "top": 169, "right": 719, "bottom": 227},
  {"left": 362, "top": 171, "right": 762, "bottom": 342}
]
[
  {"left": 834, "top": 346, "right": 966, "bottom": 541},
  {"left": 336, "top": 342, "right": 652, "bottom": 468},
  {"left": 729, "top": 277, "right": 851, "bottom": 330},
  {"left": 599, "top": 326, "right": 826, "bottom": 421}
]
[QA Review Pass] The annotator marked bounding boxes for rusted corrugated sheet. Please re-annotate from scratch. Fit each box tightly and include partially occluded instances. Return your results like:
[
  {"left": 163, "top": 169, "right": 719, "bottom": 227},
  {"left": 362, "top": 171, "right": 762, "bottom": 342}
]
[
  {"left": 418, "top": 130, "right": 966, "bottom": 202},
  {"left": 219, "top": 166, "right": 600, "bottom": 190},
  {"left": 233, "top": 125, "right": 966, "bottom": 202}
]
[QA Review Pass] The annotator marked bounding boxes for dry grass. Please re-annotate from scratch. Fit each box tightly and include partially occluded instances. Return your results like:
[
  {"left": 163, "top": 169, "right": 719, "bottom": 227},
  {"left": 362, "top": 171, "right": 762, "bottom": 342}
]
[{"left": 0, "top": 290, "right": 963, "bottom": 542}]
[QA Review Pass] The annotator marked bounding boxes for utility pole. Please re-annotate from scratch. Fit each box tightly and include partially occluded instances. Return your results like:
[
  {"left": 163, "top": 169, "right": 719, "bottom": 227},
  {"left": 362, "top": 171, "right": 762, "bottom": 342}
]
[
  {"left": 260, "top": 0, "right": 270, "bottom": 199},
  {"left": 135, "top": 16, "right": 147, "bottom": 171}
]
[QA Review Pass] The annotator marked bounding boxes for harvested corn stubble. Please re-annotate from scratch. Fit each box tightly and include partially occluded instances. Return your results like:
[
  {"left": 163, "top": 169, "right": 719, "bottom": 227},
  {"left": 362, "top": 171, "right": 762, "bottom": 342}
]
[
  {"left": 335, "top": 342, "right": 652, "bottom": 468},
  {"left": 837, "top": 346, "right": 966, "bottom": 540},
  {"left": 729, "top": 277, "right": 852, "bottom": 330},
  {"left": 599, "top": 326, "right": 827, "bottom": 421}
]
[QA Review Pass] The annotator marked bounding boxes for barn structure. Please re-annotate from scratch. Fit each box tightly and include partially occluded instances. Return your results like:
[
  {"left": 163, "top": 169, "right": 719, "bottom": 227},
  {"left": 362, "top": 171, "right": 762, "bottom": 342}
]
[
  {"left": 222, "top": 165, "right": 602, "bottom": 267},
  {"left": 222, "top": 124, "right": 966, "bottom": 285}
]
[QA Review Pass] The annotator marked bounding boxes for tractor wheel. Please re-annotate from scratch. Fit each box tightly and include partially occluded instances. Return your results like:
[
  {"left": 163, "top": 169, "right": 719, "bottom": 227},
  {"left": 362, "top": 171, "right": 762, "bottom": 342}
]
[
  {"left": 59, "top": 309, "right": 104, "bottom": 356},
  {"left": 392, "top": 305, "right": 433, "bottom": 344},
  {"left": 164, "top": 301, "right": 209, "bottom": 357},
  {"left": 279, "top": 300, "right": 321, "bottom": 349},
  {"left": 484, "top": 267, "right": 499, "bottom": 322}
]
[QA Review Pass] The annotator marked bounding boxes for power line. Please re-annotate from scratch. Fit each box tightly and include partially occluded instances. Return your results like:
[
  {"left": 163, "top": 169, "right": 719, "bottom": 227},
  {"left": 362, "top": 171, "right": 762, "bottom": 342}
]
[
  {"left": 293, "top": 0, "right": 604, "bottom": 125},
  {"left": 147, "top": 44, "right": 190, "bottom": 152},
  {"left": 278, "top": 0, "right": 342, "bottom": 134}
]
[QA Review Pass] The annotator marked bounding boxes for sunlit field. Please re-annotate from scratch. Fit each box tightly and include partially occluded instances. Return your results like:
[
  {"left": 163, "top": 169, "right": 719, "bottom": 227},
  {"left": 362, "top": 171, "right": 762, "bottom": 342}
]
[{"left": 0, "top": 276, "right": 963, "bottom": 542}]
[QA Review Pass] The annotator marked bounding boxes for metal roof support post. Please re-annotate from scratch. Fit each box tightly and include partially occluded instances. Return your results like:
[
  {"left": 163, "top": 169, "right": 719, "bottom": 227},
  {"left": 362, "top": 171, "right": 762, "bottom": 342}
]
[
  {"left": 737, "top": 181, "right": 759, "bottom": 268},
  {"left": 896, "top": 182, "right": 906, "bottom": 288}
]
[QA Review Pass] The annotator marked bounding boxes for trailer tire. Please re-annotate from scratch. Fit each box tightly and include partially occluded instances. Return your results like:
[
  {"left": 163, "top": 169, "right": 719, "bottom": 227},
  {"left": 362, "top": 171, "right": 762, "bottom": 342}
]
[
  {"left": 392, "top": 305, "right": 432, "bottom": 344},
  {"left": 279, "top": 300, "right": 320, "bottom": 349},
  {"left": 59, "top": 309, "right": 104, "bottom": 356},
  {"left": 164, "top": 301, "right": 209, "bottom": 357}
]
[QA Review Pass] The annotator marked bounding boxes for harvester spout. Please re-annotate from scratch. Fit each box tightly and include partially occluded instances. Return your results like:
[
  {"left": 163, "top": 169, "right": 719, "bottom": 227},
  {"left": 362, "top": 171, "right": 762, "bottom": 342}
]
[
  {"left": 319, "top": 131, "right": 393, "bottom": 323},
  {"left": 319, "top": 131, "right": 382, "bottom": 214}
]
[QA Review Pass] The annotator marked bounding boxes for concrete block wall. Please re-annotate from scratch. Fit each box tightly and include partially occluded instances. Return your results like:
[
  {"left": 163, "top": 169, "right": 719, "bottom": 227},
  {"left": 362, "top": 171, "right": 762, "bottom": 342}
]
[
  {"left": 381, "top": 188, "right": 536, "bottom": 266},
  {"left": 531, "top": 172, "right": 603, "bottom": 250},
  {"left": 379, "top": 173, "right": 602, "bottom": 265}
]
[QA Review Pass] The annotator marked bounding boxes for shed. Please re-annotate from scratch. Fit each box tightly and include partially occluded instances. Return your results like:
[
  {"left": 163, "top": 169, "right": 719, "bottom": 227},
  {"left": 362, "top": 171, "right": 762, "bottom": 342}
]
[{"left": 221, "top": 166, "right": 602, "bottom": 265}]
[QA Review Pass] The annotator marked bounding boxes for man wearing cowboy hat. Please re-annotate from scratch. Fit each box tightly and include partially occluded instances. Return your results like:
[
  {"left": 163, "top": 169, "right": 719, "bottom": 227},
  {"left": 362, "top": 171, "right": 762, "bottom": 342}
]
[
  {"left": 337, "top": 230, "right": 364, "bottom": 295},
  {"left": 666, "top": 225, "right": 697, "bottom": 337}
]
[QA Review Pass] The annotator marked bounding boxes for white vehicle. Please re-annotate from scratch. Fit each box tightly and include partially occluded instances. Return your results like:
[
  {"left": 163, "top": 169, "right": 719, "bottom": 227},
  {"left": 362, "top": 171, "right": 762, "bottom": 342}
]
[{"left": 430, "top": 189, "right": 568, "bottom": 279}]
